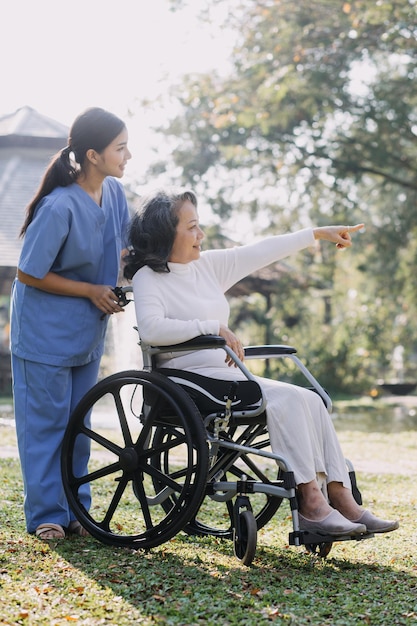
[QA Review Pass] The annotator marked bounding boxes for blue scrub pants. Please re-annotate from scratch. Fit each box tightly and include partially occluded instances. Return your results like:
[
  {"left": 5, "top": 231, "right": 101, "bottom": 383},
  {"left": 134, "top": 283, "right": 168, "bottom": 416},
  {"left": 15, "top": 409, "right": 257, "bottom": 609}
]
[{"left": 12, "top": 355, "right": 101, "bottom": 533}]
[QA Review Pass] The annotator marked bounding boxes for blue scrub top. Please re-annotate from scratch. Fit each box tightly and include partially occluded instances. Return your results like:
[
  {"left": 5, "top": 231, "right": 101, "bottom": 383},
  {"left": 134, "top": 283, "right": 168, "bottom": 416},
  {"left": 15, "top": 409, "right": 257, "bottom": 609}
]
[{"left": 10, "top": 178, "right": 130, "bottom": 366}]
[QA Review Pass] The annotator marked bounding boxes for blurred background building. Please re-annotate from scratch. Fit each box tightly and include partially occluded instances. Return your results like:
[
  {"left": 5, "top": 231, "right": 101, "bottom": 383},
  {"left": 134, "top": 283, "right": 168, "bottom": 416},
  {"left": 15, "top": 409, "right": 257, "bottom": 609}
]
[{"left": 0, "top": 107, "right": 68, "bottom": 393}]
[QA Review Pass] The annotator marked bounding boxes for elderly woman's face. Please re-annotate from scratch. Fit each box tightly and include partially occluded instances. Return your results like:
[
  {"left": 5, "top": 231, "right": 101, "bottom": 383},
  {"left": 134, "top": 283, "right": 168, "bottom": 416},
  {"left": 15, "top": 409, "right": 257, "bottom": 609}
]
[{"left": 169, "top": 200, "right": 204, "bottom": 264}]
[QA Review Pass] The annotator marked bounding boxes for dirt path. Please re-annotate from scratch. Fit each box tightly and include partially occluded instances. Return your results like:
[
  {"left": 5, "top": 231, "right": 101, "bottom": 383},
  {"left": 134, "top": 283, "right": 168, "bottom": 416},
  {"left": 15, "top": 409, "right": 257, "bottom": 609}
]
[{"left": 2, "top": 399, "right": 417, "bottom": 475}]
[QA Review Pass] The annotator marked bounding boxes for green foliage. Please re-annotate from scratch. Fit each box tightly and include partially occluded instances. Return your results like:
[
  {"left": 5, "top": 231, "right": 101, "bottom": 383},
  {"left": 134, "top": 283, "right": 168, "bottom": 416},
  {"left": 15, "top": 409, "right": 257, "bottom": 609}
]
[{"left": 151, "top": 0, "right": 417, "bottom": 393}]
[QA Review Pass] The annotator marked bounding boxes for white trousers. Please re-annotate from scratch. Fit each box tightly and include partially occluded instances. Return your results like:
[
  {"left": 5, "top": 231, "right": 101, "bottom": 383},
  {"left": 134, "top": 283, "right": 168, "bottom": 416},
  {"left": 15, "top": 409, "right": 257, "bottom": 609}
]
[
  {"left": 164, "top": 351, "right": 351, "bottom": 490},
  {"left": 257, "top": 376, "right": 350, "bottom": 489}
]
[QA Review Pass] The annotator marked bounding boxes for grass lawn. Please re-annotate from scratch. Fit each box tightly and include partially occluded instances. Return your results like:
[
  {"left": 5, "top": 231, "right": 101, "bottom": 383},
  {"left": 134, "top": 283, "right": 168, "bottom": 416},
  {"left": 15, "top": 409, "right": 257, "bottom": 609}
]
[{"left": 1, "top": 422, "right": 416, "bottom": 625}]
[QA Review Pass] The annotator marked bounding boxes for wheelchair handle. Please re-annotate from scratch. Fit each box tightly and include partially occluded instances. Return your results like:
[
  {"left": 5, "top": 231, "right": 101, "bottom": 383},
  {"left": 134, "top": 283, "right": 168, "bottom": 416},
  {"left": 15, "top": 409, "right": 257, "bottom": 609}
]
[
  {"left": 100, "top": 285, "right": 133, "bottom": 320},
  {"left": 112, "top": 286, "right": 133, "bottom": 308}
]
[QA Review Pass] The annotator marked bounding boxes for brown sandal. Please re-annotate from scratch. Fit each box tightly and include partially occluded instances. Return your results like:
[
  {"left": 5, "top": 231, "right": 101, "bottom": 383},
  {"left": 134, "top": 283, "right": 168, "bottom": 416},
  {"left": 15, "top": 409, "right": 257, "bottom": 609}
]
[
  {"left": 35, "top": 523, "right": 66, "bottom": 540},
  {"left": 68, "top": 521, "right": 89, "bottom": 537}
]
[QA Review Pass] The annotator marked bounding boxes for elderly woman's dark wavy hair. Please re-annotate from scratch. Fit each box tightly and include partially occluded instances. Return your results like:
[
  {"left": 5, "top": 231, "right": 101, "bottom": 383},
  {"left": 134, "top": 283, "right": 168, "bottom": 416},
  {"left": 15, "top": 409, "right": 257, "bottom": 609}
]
[{"left": 123, "top": 188, "right": 198, "bottom": 279}]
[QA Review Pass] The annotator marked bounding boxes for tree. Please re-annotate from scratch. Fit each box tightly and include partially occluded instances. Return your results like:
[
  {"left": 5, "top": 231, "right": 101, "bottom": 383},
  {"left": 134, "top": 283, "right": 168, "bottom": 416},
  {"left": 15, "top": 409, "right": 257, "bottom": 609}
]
[{"left": 148, "top": 0, "right": 417, "bottom": 392}]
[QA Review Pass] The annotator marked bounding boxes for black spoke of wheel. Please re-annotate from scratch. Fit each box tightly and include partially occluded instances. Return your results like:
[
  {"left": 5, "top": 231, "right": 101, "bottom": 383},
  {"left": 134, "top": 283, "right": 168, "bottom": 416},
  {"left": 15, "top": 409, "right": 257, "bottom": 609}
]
[
  {"left": 71, "top": 461, "right": 122, "bottom": 488},
  {"left": 238, "top": 454, "right": 274, "bottom": 483},
  {"left": 208, "top": 448, "right": 242, "bottom": 479},
  {"left": 131, "top": 471, "right": 154, "bottom": 529},
  {"left": 208, "top": 425, "right": 269, "bottom": 480},
  {"left": 150, "top": 431, "right": 200, "bottom": 495},
  {"left": 143, "top": 458, "right": 193, "bottom": 493},
  {"left": 135, "top": 394, "right": 163, "bottom": 448},
  {"left": 252, "top": 437, "right": 271, "bottom": 451},
  {"left": 143, "top": 429, "right": 188, "bottom": 459},
  {"left": 229, "top": 424, "right": 263, "bottom": 445},
  {"left": 101, "top": 473, "right": 130, "bottom": 530},
  {"left": 78, "top": 427, "right": 124, "bottom": 457},
  {"left": 158, "top": 449, "right": 193, "bottom": 482},
  {"left": 113, "top": 387, "right": 134, "bottom": 446},
  {"left": 153, "top": 429, "right": 187, "bottom": 449}
]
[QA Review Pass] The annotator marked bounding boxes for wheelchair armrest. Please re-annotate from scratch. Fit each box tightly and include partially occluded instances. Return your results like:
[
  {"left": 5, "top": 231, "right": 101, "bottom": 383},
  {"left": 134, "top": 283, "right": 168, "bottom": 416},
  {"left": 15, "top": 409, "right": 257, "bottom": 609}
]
[
  {"left": 244, "top": 344, "right": 297, "bottom": 359},
  {"left": 151, "top": 335, "right": 226, "bottom": 353}
]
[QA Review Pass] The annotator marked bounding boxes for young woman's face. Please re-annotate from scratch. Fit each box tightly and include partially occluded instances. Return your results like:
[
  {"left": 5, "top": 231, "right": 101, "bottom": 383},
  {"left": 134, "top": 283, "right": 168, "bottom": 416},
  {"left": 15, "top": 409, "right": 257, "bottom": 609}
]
[
  {"left": 95, "top": 128, "right": 132, "bottom": 178},
  {"left": 169, "top": 200, "right": 204, "bottom": 264}
]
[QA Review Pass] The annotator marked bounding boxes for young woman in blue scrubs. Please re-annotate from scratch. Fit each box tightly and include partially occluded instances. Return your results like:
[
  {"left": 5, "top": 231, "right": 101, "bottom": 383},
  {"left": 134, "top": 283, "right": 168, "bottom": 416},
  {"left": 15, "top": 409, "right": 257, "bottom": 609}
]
[{"left": 10, "top": 107, "right": 132, "bottom": 540}]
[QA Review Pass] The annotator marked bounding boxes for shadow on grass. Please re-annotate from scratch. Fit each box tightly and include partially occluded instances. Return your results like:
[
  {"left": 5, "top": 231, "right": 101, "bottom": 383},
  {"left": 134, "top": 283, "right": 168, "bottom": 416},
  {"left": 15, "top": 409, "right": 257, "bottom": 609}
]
[
  {"left": 2, "top": 457, "right": 416, "bottom": 624},
  {"left": 50, "top": 524, "right": 417, "bottom": 625}
]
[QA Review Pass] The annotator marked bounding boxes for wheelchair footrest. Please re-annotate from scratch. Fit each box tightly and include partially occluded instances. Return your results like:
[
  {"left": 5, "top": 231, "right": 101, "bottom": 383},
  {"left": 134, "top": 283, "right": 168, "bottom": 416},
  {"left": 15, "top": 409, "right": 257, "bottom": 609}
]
[{"left": 289, "top": 529, "right": 375, "bottom": 546}]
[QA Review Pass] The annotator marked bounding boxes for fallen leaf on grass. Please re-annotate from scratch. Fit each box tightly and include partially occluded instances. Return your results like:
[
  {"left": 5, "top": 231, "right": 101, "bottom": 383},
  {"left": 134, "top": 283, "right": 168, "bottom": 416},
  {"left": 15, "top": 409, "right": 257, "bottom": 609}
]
[
  {"left": 249, "top": 587, "right": 269, "bottom": 597},
  {"left": 69, "top": 587, "right": 85, "bottom": 594},
  {"left": 34, "top": 585, "right": 53, "bottom": 594},
  {"left": 152, "top": 594, "right": 165, "bottom": 603}
]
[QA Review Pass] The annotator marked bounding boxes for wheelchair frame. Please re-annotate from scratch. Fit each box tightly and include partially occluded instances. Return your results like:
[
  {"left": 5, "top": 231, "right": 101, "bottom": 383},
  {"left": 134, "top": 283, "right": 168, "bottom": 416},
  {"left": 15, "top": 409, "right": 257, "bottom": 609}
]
[{"left": 61, "top": 286, "right": 372, "bottom": 565}]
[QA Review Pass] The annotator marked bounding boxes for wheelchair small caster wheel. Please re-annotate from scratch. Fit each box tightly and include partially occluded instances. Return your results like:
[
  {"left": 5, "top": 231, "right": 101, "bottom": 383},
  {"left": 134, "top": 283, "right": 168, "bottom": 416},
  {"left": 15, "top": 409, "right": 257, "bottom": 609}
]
[
  {"left": 305, "top": 542, "right": 333, "bottom": 558},
  {"left": 233, "top": 509, "right": 257, "bottom": 566}
]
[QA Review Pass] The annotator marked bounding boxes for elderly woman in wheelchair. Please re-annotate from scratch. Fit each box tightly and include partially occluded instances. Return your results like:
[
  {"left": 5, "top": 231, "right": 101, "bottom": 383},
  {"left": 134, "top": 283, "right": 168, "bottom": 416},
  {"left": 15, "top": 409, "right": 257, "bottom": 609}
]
[
  {"left": 61, "top": 187, "right": 398, "bottom": 564},
  {"left": 123, "top": 187, "right": 398, "bottom": 539}
]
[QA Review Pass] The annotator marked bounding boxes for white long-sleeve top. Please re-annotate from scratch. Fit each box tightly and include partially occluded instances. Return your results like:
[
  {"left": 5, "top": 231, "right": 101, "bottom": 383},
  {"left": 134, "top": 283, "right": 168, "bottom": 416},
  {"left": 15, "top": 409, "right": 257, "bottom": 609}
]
[{"left": 132, "top": 228, "right": 315, "bottom": 371}]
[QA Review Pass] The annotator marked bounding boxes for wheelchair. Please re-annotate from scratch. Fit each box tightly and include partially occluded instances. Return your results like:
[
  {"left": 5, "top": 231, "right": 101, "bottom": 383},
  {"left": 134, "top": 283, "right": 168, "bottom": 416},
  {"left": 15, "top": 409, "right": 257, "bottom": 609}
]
[{"left": 61, "top": 287, "right": 372, "bottom": 565}]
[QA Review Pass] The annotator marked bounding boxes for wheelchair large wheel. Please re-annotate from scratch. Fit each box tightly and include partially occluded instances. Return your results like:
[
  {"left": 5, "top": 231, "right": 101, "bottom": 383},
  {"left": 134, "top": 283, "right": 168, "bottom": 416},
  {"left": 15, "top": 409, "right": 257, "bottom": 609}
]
[
  {"left": 151, "top": 423, "right": 284, "bottom": 540},
  {"left": 61, "top": 370, "right": 209, "bottom": 549}
]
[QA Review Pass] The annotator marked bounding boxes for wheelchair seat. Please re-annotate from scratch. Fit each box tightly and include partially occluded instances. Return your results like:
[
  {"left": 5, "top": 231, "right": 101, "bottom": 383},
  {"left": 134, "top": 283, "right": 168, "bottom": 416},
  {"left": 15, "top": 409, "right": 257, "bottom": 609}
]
[{"left": 155, "top": 368, "right": 265, "bottom": 424}]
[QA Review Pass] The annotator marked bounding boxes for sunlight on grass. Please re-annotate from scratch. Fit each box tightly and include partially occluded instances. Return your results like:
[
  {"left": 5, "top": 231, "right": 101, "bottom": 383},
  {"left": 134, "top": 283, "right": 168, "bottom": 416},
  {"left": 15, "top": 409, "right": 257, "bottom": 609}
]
[{"left": 1, "top": 418, "right": 416, "bottom": 625}]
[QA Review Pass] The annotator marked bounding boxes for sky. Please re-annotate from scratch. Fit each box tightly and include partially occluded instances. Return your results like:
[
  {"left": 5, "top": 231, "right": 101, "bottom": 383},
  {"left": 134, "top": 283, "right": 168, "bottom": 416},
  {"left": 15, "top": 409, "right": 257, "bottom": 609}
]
[{"left": 0, "top": 0, "right": 234, "bottom": 185}]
